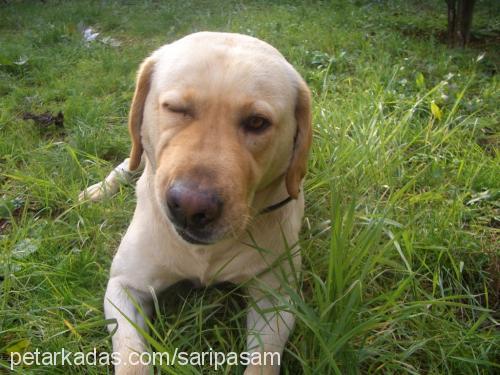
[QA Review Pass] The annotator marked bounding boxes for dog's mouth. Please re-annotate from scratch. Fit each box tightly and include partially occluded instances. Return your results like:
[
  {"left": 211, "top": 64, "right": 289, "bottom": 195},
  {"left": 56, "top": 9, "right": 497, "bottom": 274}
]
[{"left": 175, "top": 227, "right": 214, "bottom": 246}]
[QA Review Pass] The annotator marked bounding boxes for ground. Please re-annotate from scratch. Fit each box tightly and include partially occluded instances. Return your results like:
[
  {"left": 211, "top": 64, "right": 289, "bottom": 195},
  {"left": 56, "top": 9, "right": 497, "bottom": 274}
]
[{"left": 0, "top": 1, "right": 499, "bottom": 374}]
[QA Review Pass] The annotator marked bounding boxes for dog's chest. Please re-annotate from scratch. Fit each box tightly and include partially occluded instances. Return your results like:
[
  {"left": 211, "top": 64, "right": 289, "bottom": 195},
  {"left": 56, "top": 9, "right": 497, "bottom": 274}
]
[{"left": 173, "top": 245, "right": 263, "bottom": 286}]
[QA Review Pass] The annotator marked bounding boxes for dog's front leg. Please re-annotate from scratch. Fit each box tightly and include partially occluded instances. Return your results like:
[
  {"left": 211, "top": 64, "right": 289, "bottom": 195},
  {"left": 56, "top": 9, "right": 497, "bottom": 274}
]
[
  {"left": 244, "top": 276, "right": 296, "bottom": 375},
  {"left": 104, "top": 277, "right": 152, "bottom": 375},
  {"left": 79, "top": 156, "right": 145, "bottom": 202}
]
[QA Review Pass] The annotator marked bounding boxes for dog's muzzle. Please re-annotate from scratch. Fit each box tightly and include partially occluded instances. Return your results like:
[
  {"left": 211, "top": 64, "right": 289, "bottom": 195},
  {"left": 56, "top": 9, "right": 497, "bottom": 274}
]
[{"left": 166, "top": 181, "right": 223, "bottom": 245}]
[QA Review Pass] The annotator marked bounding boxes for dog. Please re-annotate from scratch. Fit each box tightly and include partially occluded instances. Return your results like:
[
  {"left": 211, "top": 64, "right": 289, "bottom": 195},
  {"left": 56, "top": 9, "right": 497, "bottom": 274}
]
[{"left": 80, "top": 31, "right": 312, "bottom": 375}]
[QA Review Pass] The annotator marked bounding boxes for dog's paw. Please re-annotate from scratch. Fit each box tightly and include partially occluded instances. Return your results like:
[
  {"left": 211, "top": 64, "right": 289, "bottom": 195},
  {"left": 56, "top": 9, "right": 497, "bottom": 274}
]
[
  {"left": 115, "top": 363, "right": 149, "bottom": 375},
  {"left": 78, "top": 182, "right": 111, "bottom": 202},
  {"left": 79, "top": 158, "right": 137, "bottom": 202},
  {"left": 244, "top": 364, "right": 279, "bottom": 375}
]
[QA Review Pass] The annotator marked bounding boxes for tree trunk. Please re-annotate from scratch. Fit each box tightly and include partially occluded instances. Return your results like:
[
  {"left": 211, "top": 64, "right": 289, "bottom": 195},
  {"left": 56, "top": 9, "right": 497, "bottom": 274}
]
[{"left": 446, "top": 0, "right": 476, "bottom": 47}]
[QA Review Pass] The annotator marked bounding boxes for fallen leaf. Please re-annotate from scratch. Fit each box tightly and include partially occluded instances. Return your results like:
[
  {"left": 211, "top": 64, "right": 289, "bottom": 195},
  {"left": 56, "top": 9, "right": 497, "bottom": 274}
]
[
  {"left": 12, "top": 238, "right": 39, "bottom": 259},
  {"left": 83, "top": 27, "right": 99, "bottom": 42},
  {"left": 22, "top": 111, "right": 64, "bottom": 129},
  {"left": 431, "top": 101, "right": 442, "bottom": 121},
  {"left": 416, "top": 72, "right": 425, "bottom": 89},
  {"left": 5, "top": 339, "right": 30, "bottom": 354}
]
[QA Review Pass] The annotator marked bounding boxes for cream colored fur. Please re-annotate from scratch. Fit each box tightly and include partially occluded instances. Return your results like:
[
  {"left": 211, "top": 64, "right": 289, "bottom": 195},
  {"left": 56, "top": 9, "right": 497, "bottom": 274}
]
[{"left": 80, "top": 32, "right": 312, "bottom": 375}]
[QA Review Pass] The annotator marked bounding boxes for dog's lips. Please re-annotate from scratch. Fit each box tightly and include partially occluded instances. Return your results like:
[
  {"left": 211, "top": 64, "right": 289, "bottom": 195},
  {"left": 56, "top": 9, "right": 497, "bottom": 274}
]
[{"left": 175, "top": 227, "right": 214, "bottom": 246}]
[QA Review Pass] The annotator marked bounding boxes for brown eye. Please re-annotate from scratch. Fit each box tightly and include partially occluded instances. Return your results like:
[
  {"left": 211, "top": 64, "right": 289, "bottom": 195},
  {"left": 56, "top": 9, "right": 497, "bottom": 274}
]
[{"left": 242, "top": 116, "right": 270, "bottom": 133}]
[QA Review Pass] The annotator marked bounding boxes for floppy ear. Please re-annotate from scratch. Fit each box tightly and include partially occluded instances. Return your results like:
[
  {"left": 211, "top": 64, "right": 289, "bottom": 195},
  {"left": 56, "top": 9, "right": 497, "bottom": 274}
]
[
  {"left": 128, "top": 57, "right": 156, "bottom": 170},
  {"left": 286, "top": 80, "right": 312, "bottom": 199}
]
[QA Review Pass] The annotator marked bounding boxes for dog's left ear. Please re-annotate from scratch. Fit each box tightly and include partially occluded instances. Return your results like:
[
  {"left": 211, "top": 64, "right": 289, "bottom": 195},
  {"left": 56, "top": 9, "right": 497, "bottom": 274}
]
[
  {"left": 128, "top": 56, "right": 156, "bottom": 170},
  {"left": 286, "top": 79, "right": 312, "bottom": 199}
]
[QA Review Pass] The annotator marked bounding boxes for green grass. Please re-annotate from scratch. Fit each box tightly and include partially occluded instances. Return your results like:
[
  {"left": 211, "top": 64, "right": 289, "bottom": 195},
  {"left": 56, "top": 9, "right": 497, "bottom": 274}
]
[{"left": 1, "top": 0, "right": 499, "bottom": 374}]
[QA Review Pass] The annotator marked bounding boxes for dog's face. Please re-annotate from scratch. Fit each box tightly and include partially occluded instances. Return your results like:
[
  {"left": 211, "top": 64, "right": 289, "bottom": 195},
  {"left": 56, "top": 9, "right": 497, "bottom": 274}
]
[{"left": 128, "top": 33, "right": 311, "bottom": 245}]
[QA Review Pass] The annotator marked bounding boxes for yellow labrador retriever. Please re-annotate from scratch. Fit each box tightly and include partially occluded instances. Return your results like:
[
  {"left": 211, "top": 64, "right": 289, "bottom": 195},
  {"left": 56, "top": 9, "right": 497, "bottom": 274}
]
[{"left": 81, "top": 32, "right": 311, "bottom": 375}]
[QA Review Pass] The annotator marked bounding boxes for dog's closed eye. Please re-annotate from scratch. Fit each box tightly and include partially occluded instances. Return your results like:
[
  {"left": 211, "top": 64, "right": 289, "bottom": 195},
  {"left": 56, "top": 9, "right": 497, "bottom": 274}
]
[{"left": 162, "top": 102, "right": 192, "bottom": 117}]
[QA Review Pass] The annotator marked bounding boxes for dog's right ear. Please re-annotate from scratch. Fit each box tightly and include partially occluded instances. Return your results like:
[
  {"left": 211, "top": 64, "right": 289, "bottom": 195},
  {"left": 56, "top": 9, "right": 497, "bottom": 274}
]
[{"left": 128, "top": 57, "right": 156, "bottom": 170}]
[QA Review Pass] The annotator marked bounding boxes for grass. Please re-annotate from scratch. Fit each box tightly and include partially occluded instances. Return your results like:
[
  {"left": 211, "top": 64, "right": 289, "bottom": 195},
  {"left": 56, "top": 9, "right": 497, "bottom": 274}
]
[{"left": 0, "top": 0, "right": 499, "bottom": 373}]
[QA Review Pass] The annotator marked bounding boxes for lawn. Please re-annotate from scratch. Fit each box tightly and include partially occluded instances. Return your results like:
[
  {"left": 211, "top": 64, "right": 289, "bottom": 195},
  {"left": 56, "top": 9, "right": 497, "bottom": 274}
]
[{"left": 0, "top": 0, "right": 499, "bottom": 374}]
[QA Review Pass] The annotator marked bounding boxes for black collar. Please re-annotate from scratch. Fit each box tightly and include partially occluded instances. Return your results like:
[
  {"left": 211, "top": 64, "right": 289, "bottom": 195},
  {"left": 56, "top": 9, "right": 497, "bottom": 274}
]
[
  {"left": 259, "top": 195, "right": 294, "bottom": 215},
  {"left": 256, "top": 174, "right": 296, "bottom": 215}
]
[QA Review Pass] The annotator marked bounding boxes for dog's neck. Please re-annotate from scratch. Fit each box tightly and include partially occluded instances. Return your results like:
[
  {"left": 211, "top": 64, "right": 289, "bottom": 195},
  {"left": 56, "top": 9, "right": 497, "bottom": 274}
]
[{"left": 252, "top": 174, "right": 294, "bottom": 215}]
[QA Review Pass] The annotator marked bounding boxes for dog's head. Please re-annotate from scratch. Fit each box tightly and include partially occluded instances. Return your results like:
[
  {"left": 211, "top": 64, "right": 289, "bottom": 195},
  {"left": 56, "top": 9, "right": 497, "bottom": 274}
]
[{"left": 127, "top": 32, "right": 311, "bottom": 245}]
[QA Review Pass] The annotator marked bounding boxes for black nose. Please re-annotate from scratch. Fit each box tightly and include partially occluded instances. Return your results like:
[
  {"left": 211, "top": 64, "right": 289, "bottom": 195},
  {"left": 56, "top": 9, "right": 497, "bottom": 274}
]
[{"left": 166, "top": 182, "right": 223, "bottom": 231}]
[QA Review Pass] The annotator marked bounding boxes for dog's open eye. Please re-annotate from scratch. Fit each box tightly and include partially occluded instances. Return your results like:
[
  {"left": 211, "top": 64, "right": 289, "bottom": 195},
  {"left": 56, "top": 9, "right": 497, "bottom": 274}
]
[{"left": 242, "top": 115, "right": 271, "bottom": 133}]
